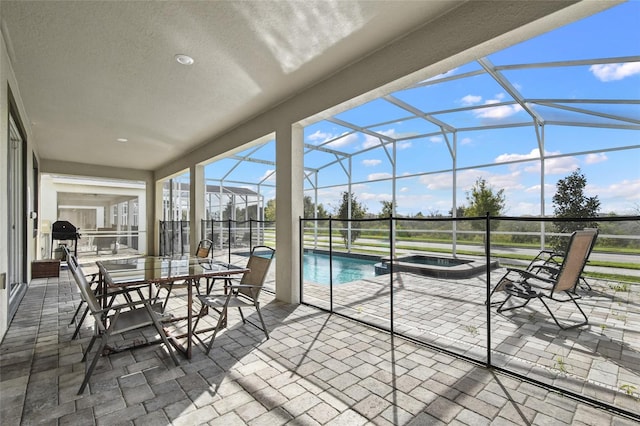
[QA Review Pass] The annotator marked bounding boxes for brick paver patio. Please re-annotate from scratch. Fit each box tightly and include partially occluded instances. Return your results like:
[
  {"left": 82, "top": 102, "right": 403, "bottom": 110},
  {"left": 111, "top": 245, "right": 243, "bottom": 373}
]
[{"left": 1, "top": 264, "right": 638, "bottom": 425}]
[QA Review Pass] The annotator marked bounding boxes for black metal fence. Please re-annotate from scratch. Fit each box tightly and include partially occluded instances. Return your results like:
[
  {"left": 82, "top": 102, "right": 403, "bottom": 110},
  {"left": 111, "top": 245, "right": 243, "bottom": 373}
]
[
  {"left": 299, "top": 214, "right": 640, "bottom": 421},
  {"left": 159, "top": 219, "right": 275, "bottom": 257}
]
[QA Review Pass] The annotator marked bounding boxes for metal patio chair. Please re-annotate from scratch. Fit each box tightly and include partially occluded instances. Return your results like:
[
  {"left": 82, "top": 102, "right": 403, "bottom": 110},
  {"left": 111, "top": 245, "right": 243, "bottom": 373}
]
[
  {"left": 65, "top": 246, "right": 141, "bottom": 340},
  {"left": 155, "top": 238, "right": 214, "bottom": 312},
  {"left": 524, "top": 228, "right": 599, "bottom": 292},
  {"left": 492, "top": 228, "right": 598, "bottom": 329},
  {"left": 69, "top": 257, "right": 179, "bottom": 394},
  {"left": 193, "top": 245, "right": 275, "bottom": 354}
]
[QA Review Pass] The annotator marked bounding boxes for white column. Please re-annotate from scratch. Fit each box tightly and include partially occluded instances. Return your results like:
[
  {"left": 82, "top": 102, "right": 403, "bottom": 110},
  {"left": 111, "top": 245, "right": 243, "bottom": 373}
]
[
  {"left": 275, "top": 124, "right": 304, "bottom": 304},
  {"left": 190, "top": 164, "right": 205, "bottom": 252},
  {"left": 153, "top": 180, "right": 164, "bottom": 255},
  {"left": 127, "top": 199, "right": 134, "bottom": 249}
]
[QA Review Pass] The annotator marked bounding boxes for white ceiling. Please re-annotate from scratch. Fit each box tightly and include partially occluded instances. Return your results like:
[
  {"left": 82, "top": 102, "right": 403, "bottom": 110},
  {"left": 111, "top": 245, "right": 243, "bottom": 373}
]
[{"left": 1, "top": 0, "right": 467, "bottom": 171}]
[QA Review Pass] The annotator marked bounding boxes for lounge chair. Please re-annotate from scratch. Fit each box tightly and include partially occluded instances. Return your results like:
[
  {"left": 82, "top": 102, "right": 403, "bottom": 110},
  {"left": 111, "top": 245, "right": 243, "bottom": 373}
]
[
  {"left": 193, "top": 245, "right": 275, "bottom": 354},
  {"left": 525, "top": 228, "right": 599, "bottom": 291},
  {"left": 70, "top": 257, "right": 179, "bottom": 394},
  {"left": 491, "top": 228, "right": 598, "bottom": 329}
]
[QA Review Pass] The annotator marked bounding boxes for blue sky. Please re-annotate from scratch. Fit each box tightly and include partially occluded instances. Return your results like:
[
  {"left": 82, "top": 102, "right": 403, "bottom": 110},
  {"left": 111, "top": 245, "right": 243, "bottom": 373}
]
[{"left": 206, "top": 2, "right": 640, "bottom": 217}]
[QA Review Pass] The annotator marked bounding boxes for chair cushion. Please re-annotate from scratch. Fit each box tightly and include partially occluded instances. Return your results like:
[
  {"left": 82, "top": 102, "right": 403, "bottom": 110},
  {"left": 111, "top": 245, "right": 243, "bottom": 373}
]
[
  {"left": 109, "top": 308, "right": 155, "bottom": 334},
  {"left": 197, "top": 293, "right": 254, "bottom": 308}
]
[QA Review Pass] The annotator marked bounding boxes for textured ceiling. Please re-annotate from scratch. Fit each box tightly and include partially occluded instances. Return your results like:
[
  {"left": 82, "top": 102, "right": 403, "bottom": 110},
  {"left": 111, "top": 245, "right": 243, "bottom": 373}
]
[{"left": 1, "top": 0, "right": 465, "bottom": 171}]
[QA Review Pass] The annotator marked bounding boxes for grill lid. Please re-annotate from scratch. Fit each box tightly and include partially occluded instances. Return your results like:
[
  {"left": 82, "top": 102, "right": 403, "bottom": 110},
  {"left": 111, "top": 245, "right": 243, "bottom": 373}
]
[{"left": 52, "top": 220, "right": 81, "bottom": 239}]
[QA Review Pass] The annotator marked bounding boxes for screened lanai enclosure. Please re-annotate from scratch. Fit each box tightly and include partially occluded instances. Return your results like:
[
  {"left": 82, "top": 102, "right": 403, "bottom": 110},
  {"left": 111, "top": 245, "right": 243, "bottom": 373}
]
[
  {"left": 159, "top": 2, "right": 639, "bottom": 232},
  {"left": 160, "top": 178, "right": 270, "bottom": 255},
  {"left": 156, "top": 4, "right": 640, "bottom": 419}
]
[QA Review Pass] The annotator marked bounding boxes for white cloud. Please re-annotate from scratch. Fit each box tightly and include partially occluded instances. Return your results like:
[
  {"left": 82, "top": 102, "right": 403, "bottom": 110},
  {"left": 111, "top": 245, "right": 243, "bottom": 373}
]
[
  {"left": 590, "top": 179, "right": 640, "bottom": 200},
  {"left": 362, "top": 134, "right": 385, "bottom": 149},
  {"left": 362, "top": 129, "right": 398, "bottom": 149},
  {"left": 585, "top": 153, "right": 608, "bottom": 164},
  {"left": 590, "top": 62, "right": 640, "bottom": 82},
  {"left": 362, "top": 159, "right": 382, "bottom": 167},
  {"left": 400, "top": 187, "right": 410, "bottom": 192},
  {"left": 495, "top": 148, "right": 542, "bottom": 163},
  {"left": 418, "top": 172, "right": 453, "bottom": 190},
  {"left": 521, "top": 157, "right": 579, "bottom": 174},
  {"left": 358, "top": 129, "right": 414, "bottom": 150},
  {"left": 587, "top": 178, "right": 640, "bottom": 213},
  {"left": 483, "top": 172, "right": 525, "bottom": 192},
  {"left": 368, "top": 172, "right": 392, "bottom": 181},
  {"left": 542, "top": 157, "right": 580, "bottom": 175},
  {"left": 359, "top": 192, "right": 391, "bottom": 202},
  {"left": 307, "top": 130, "right": 330, "bottom": 142},
  {"left": 463, "top": 92, "right": 522, "bottom": 119},
  {"left": 258, "top": 169, "right": 276, "bottom": 182},
  {"left": 419, "top": 169, "right": 525, "bottom": 193},
  {"left": 416, "top": 170, "right": 470, "bottom": 190},
  {"left": 429, "top": 136, "right": 443, "bottom": 143},
  {"left": 494, "top": 149, "right": 579, "bottom": 175},
  {"left": 461, "top": 94, "right": 481, "bottom": 106},
  {"left": 460, "top": 137, "right": 472, "bottom": 145},
  {"left": 307, "top": 130, "right": 359, "bottom": 148},
  {"left": 327, "top": 132, "right": 359, "bottom": 148},
  {"left": 475, "top": 103, "right": 522, "bottom": 119},
  {"left": 525, "top": 183, "right": 555, "bottom": 193}
]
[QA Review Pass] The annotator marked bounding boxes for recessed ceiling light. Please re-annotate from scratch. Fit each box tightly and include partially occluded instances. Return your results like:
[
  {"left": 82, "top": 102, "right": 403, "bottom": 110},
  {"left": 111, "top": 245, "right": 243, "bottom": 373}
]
[
  {"left": 175, "top": 54, "right": 194, "bottom": 65},
  {"left": 116, "top": 138, "right": 128, "bottom": 143}
]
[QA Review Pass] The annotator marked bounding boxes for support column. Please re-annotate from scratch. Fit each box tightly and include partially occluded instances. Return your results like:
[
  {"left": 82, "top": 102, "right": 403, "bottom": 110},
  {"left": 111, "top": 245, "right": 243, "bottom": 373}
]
[
  {"left": 152, "top": 179, "right": 163, "bottom": 255},
  {"left": 190, "top": 164, "right": 205, "bottom": 252},
  {"left": 275, "top": 124, "right": 304, "bottom": 304}
]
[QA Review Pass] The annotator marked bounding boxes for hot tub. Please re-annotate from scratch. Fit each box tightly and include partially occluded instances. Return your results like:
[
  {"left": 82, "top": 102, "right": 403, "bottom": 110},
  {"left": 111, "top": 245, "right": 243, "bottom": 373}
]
[{"left": 375, "top": 254, "right": 498, "bottom": 279}]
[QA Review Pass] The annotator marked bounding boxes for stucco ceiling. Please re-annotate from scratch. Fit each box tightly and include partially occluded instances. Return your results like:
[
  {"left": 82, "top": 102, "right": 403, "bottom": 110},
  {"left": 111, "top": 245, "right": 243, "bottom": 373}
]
[{"left": 1, "top": 0, "right": 467, "bottom": 171}]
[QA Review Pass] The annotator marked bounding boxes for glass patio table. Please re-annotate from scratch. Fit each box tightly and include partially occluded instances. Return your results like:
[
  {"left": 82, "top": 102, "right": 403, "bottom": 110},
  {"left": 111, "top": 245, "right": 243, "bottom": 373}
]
[{"left": 97, "top": 256, "right": 248, "bottom": 358}]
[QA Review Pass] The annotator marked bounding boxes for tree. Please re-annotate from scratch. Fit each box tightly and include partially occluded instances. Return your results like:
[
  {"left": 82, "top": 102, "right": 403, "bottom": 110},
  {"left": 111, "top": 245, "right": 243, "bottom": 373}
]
[
  {"left": 264, "top": 197, "right": 327, "bottom": 223},
  {"left": 264, "top": 199, "right": 276, "bottom": 222},
  {"left": 448, "top": 206, "right": 466, "bottom": 218},
  {"left": 336, "top": 191, "right": 367, "bottom": 248},
  {"left": 463, "top": 177, "right": 506, "bottom": 230},
  {"left": 379, "top": 200, "right": 394, "bottom": 218},
  {"left": 551, "top": 168, "right": 600, "bottom": 249},
  {"left": 303, "top": 196, "right": 329, "bottom": 219},
  {"left": 316, "top": 203, "right": 328, "bottom": 219},
  {"left": 222, "top": 200, "right": 234, "bottom": 221}
]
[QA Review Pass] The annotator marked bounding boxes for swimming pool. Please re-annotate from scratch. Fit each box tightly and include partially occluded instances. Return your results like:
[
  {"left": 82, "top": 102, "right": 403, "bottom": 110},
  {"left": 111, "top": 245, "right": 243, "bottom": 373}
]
[
  {"left": 303, "top": 251, "right": 377, "bottom": 285},
  {"left": 240, "top": 249, "right": 378, "bottom": 284}
]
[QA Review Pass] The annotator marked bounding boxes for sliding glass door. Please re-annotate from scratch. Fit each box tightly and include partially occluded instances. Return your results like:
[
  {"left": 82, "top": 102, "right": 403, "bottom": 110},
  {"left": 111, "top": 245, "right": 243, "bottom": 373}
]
[{"left": 7, "top": 113, "right": 26, "bottom": 320}]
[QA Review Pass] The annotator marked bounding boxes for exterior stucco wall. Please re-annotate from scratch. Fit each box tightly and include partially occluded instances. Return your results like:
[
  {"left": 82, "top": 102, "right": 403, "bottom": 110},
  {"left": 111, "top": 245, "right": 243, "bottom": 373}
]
[{"left": 1, "top": 30, "right": 37, "bottom": 340}]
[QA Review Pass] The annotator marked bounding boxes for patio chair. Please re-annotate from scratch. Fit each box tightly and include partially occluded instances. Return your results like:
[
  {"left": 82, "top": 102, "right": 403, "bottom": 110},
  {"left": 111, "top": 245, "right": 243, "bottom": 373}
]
[
  {"left": 193, "top": 245, "right": 275, "bottom": 354},
  {"left": 195, "top": 238, "right": 214, "bottom": 258},
  {"left": 71, "top": 258, "right": 179, "bottom": 394},
  {"left": 155, "top": 239, "right": 214, "bottom": 312},
  {"left": 492, "top": 228, "right": 598, "bottom": 329},
  {"left": 65, "top": 247, "right": 145, "bottom": 340},
  {"left": 525, "top": 228, "right": 599, "bottom": 291},
  {"left": 64, "top": 246, "right": 97, "bottom": 336}
]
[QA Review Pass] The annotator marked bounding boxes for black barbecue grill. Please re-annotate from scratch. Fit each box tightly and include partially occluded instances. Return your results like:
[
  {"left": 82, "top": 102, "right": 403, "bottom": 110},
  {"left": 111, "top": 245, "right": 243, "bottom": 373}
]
[{"left": 51, "top": 220, "right": 81, "bottom": 258}]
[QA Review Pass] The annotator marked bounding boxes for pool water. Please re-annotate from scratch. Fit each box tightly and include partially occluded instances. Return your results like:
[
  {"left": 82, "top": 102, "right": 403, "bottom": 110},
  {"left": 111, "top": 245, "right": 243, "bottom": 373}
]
[{"left": 303, "top": 252, "right": 377, "bottom": 285}]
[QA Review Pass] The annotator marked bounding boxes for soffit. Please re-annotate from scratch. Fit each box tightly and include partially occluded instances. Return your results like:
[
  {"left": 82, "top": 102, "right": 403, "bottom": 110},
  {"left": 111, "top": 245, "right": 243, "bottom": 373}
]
[{"left": 1, "top": 0, "right": 464, "bottom": 170}]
